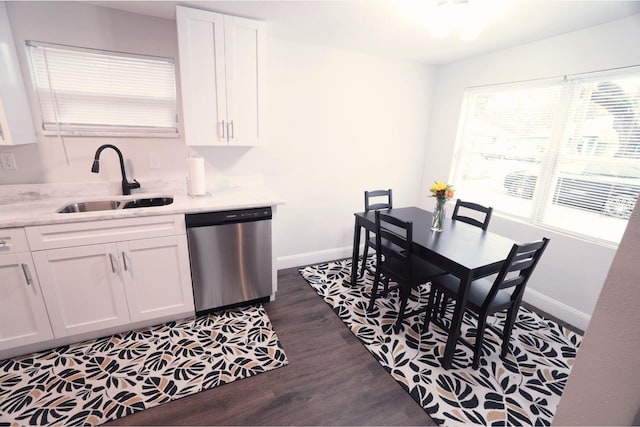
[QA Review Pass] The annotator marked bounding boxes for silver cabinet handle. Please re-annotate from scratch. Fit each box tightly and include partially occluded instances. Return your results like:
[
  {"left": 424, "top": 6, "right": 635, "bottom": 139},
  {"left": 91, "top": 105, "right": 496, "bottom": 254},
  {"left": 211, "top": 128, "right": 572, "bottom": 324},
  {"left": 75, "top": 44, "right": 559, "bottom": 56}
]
[
  {"left": 21, "top": 264, "right": 33, "bottom": 285},
  {"left": 122, "top": 251, "right": 129, "bottom": 271},
  {"left": 220, "top": 120, "right": 226, "bottom": 139},
  {"left": 0, "top": 240, "right": 8, "bottom": 250},
  {"left": 109, "top": 253, "right": 119, "bottom": 273},
  {"left": 228, "top": 120, "right": 234, "bottom": 139}
]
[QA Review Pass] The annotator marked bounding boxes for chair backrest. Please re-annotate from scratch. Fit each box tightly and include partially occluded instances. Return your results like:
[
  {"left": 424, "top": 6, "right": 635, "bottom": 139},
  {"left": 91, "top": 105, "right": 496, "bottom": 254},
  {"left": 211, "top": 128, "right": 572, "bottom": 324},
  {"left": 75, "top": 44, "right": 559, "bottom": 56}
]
[
  {"left": 375, "top": 210, "right": 413, "bottom": 280},
  {"left": 365, "top": 189, "right": 393, "bottom": 212},
  {"left": 452, "top": 199, "right": 493, "bottom": 230},
  {"left": 483, "top": 237, "right": 550, "bottom": 311}
]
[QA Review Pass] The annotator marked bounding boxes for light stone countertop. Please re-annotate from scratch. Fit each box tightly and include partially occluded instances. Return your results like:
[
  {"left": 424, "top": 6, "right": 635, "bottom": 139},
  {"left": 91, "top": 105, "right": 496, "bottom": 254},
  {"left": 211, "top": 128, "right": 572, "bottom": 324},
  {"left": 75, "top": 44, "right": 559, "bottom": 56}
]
[{"left": 0, "top": 182, "right": 285, "bottom": 229}]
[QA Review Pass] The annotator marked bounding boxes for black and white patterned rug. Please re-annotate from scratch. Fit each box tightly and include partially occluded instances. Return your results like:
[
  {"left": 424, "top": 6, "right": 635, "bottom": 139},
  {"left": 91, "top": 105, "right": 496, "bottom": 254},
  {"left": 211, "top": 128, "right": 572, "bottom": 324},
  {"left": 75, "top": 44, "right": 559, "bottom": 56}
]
[
  {"left": 0, "top": 304, "right": 288, "bottom": 426},
  {"left": 300, "top": 258, "right": 582, "bottom": 426}
]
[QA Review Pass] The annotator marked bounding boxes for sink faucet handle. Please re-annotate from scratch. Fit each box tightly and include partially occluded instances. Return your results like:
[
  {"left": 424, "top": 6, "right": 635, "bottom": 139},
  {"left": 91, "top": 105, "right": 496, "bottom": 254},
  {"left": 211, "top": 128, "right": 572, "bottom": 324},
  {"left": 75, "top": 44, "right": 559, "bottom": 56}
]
[
  {"left": 127, "top": 179, "right": 141, "bottom": 192},
  {"left": 122, "top": 178, "right": 141, "bottom": 195}
]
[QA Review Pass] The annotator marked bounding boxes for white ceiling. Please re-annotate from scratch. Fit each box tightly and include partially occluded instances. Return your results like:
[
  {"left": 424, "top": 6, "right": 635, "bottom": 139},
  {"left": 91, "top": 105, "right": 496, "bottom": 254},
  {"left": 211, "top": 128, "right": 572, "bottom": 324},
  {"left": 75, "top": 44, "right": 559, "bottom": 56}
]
[{"left": 88, "top": 0, "right": 640, "bottom": 65}]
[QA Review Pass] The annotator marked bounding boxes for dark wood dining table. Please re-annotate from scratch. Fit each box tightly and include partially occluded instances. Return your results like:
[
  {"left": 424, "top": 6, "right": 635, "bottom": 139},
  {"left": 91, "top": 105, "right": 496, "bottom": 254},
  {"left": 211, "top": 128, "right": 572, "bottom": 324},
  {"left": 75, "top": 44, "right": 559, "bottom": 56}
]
[{"left": 345, "top": 206, "right": 516, "bottom": 369}]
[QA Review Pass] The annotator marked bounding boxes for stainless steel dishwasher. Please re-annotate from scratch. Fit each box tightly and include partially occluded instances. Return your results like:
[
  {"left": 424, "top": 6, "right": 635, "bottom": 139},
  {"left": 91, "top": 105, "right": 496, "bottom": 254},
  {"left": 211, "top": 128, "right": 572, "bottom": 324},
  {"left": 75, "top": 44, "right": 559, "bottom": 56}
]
[{"left": 185, "top": 207, "right": 273, "bottom": 313}]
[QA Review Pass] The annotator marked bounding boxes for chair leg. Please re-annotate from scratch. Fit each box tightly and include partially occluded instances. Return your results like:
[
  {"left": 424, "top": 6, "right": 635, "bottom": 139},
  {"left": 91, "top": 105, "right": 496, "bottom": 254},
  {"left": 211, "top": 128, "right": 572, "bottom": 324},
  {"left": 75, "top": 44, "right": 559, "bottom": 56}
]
[
  {"left": 381, "top": 274, "right": 389, "bottom": 295},
  {"left": 473, "top": 315, "right": 488, "bottom": 369},
  {"left": 424, "top": 286, "right": 438, "bottom": 331},
  {"left": 367, "top": 266, "right": 381, "bottom": 312},
  {"left": 501, "top": 306, "right": 519, "bottom": 358},
  {"left": 359, "top": 243, "right": 369, "bottom": 278},
  {"left": 394, "top": 287, "right": 409, "bottom": 333},
  {"left": 438, "top": 293, "right": 448, "bottom": 317}
]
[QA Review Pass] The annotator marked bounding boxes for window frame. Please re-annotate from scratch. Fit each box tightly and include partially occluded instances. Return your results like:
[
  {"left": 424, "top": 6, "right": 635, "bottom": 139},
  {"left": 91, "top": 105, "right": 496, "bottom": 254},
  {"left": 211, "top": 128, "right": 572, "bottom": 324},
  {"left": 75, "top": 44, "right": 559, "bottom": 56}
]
[{"left": 450, "top": 68, "right": 640, "bottom": 247}]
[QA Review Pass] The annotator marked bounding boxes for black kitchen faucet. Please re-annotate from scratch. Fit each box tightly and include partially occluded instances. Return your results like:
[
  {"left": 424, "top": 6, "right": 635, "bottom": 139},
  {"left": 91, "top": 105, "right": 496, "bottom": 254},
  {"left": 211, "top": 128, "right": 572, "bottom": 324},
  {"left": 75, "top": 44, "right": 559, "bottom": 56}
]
[{"left": 91, "top": 144, "right": 141, "bottom": 196}]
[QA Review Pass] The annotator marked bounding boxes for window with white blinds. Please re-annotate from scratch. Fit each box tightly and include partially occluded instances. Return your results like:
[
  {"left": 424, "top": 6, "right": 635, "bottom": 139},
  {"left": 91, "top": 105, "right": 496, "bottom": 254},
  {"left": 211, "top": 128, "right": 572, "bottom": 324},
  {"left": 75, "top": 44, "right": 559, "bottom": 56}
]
[
  {"left": 26, "top": 41, "right": 178, "bottom": 137},
  {"left": 451, "top": 69, "right": 640, "bottom": 245}
]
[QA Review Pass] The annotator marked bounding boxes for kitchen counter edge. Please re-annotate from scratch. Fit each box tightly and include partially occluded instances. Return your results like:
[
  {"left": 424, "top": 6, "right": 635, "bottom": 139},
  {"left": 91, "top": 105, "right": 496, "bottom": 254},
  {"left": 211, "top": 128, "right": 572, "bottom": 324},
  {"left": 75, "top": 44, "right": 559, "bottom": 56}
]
[{"left": 0, "top": 187, "right": 285, "bottom": 229}]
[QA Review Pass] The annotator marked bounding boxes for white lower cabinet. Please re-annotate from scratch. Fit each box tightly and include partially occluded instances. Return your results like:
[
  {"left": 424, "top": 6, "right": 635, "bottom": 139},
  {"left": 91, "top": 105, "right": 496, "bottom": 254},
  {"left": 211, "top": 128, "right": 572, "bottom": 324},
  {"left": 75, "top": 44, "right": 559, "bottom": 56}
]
[
  {"left": 0, "top": 252, "right": 54, "bottom": 350},
  {"left": 119, "top": 235, "right": 194, "bottom": 322},
  {"left": 33, "top": 234, "right": 195, "bottom": 336},
  {"left": 31, "top": 243, "right": 131, "bottom": 337},
  {"left": 0, "top": 215, "right": 196, "bottom": 359}
]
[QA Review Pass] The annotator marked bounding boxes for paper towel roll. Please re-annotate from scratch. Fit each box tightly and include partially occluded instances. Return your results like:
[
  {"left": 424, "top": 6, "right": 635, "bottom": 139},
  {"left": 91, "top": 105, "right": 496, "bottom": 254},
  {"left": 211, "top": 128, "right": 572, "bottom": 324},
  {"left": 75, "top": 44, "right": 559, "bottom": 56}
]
[{"left": 187, "top": 157, "right": 206, "bottom": 196}]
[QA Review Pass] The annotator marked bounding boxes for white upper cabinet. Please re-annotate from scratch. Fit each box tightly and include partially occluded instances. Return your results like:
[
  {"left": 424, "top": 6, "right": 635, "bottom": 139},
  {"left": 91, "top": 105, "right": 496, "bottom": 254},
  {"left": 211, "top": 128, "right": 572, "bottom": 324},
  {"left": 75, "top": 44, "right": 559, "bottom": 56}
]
[
  {"left": 176, "top": 6, "right": 265, "bottom": 146},
  {"left": 0, "top": 2, "right": 36, "bottom": 145}
]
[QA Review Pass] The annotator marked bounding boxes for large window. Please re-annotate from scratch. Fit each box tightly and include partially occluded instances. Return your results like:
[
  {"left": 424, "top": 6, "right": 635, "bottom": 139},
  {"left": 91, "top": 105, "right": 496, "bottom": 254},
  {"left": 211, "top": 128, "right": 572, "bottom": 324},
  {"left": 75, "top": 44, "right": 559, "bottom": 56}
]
[
  {"left": 27, "top": 41, "right": 178, "bottom": 137},
  {"left": 451, "top": 69, "right": 640, "bottom": 245}
]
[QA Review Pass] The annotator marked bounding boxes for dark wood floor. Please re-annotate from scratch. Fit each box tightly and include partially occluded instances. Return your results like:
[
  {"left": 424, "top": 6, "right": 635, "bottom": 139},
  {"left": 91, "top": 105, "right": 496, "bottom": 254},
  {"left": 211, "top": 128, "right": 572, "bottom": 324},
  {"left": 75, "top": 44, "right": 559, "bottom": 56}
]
[{"left": 106, "top": 267, "right": 436, "bottom": 426}]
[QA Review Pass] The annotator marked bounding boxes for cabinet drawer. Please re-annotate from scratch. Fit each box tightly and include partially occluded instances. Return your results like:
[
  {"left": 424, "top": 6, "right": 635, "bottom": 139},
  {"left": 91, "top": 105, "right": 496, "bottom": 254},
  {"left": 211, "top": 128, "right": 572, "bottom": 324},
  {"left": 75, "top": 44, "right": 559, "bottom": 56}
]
[
  {"left": 0, "top": 228, "right": 29, "bottom": 254},
  {"left": 26, "top": 215, "right": 186, "bottom": 250}
]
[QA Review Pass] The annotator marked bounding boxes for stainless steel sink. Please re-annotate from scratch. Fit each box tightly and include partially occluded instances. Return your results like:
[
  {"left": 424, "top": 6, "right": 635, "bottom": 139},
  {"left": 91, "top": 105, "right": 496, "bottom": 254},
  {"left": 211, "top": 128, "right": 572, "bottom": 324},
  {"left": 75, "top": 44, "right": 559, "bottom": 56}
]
[
  {"left": 57, "top": 200, "right": 121, "bottom": 213},
  {"left": 57, "top": 197, "right": 173, "bottom": 213},
  {"left": 122, "top": 197, "right": 174, "bottom": 209}
]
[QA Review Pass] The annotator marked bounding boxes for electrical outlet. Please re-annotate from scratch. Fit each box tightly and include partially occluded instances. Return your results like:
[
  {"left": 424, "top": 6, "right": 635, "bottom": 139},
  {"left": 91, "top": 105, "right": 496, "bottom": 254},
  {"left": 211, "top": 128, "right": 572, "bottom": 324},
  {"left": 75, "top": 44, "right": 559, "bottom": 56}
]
[
  {"left": 0, "top": 153, "right": 17, "bottom": 170},
  {"left": 149, "top": 152, "right": 161, "bottom": 169}
]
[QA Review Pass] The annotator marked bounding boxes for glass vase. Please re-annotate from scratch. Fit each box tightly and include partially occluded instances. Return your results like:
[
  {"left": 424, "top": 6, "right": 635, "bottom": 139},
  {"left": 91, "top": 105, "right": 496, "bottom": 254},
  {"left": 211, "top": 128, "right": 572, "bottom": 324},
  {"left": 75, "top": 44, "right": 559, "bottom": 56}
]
[{"left": 431, "top": 197, "right": 446, "bottom": 232}]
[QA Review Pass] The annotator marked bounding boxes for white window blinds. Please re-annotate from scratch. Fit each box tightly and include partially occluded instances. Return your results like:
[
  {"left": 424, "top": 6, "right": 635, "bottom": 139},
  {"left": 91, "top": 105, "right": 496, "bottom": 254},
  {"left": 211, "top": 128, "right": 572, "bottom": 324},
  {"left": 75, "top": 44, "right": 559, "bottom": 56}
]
[
  {"left": 27, "top": 41, "right": 178, "bottom": 137},
  {"left": 452, "top": 69, "right": 640, "bottom": 245}
]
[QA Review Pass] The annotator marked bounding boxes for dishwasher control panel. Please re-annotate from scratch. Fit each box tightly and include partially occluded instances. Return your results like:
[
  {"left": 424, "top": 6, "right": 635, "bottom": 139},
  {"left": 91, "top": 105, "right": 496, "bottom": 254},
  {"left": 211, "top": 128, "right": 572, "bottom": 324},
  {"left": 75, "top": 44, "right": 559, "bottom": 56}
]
[
  {"left": 222, "top": 208, "right": 271, "bottom": 222},
  {"left": 185, "top": 207, "right": 272, "bottom": 227}
]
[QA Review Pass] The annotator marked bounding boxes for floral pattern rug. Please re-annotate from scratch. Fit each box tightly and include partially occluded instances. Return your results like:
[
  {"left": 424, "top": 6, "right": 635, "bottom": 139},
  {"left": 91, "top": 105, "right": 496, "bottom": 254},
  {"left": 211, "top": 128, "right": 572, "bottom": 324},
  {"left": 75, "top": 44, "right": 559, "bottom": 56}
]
[
  {"left": 0, "top": 304, "right": 288, "bottom": 426},
  {"left": 300, "top": 258, "right": 582, "bottom": 426}
]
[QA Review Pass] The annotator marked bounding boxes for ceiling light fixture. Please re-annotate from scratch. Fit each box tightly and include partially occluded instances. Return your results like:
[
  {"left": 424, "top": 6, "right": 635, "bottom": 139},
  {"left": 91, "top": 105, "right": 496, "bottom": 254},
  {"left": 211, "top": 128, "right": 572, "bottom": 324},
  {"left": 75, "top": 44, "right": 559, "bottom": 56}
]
[{"left": 397, "top": 0, "right": 512, "bottom": 42}]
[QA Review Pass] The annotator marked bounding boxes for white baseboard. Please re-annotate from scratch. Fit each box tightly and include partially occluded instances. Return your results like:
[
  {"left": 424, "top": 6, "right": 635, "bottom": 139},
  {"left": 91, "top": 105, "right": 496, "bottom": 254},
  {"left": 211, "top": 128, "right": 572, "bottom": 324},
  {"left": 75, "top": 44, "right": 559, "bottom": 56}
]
[
  {"left": 524, "top": 287, "right": 591, "bottom": 332},
  {"left": 277, "top": 246, "right": 354, "bottom": 270}
]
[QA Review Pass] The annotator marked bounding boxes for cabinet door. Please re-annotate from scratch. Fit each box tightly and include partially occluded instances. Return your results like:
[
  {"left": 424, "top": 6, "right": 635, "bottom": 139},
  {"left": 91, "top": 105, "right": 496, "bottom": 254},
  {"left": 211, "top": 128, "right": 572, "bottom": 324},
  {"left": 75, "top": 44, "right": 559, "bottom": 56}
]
[
  {"left": 0, "top": 2, "right": 36, "bottom": 145},
  {"left": 176, "top": 6, "right": 228, "bottom": 146},
  {"left": 0, "top": 253, "right": 54, "bottom": 350},
  {"left": 224, "top": 15, "right": 265, "bottom": 146},
  {"left": 119, "top": 235, "right": 194, "bottom": 322},
  {"left": 32, "top": 244, "right": 131, "bottom": 337}
]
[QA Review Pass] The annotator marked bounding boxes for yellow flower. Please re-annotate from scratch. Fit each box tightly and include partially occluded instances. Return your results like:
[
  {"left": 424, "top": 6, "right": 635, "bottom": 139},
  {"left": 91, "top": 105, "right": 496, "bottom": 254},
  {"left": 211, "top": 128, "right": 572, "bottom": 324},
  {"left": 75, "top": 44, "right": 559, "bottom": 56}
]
[
  {"left": 430, "top": 180, "right": 454, "bottom": 200},
  {"left": 430, "top": 181, "right": 447, "bottom": 192}
]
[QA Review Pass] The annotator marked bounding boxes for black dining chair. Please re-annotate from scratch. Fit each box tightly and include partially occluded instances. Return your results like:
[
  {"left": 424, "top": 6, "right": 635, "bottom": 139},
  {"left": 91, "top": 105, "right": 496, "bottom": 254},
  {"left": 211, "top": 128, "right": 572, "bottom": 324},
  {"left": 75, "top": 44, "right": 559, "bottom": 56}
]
[
  {"left": 367, "top": 211, "right": 445, "bottom": 332},
  {"left": 424, "top": 237, "right": 550, "bottom": 369},
  {"left": 359, "top": 189, "right": 393, "bottom": 278},
  {"left": 434, "top": 199, "right": 495, "bottom": 315},
  {"left": 451, "top": 199, "right": 493, "bottom": 230}
]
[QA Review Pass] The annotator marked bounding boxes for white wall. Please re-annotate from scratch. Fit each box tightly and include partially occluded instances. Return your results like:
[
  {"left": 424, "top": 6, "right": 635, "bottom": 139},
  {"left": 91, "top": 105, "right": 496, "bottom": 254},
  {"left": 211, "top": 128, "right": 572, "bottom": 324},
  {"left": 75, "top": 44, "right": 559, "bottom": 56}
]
[
  {"left": 421, "top": 14, "right": 640, "bottom": 330},
  {"left": 2, "top": 1, "right": 436, "bottom": 268},
  {"left": 265, "top": 39, "right": 435, "bottom": 266}
]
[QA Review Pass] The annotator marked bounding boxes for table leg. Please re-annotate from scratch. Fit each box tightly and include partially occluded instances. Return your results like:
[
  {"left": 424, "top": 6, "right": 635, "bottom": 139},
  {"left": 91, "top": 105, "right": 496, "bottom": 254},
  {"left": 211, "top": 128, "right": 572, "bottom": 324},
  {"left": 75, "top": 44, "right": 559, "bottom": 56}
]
[
  {"left": 440, "top": 274, "right": 472, "bottom": 369},
  {"left": 344, "top": 216, "right": 362, "bottom": 286}
]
